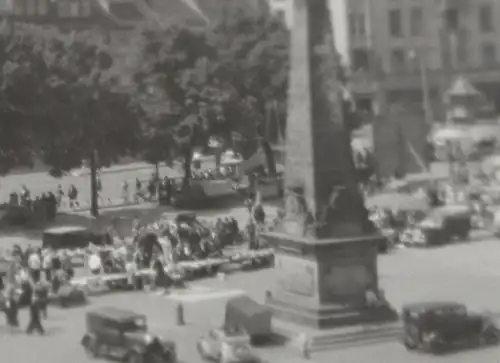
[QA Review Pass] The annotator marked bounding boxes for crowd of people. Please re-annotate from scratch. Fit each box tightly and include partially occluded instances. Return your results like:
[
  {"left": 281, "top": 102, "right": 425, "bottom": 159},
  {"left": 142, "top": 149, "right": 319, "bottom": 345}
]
[
  {"left": 0, "top": 244, "right": 76, "bottom": 334},
  {"left": 6, "top": 185, "right": 59, "bottom": 225}
]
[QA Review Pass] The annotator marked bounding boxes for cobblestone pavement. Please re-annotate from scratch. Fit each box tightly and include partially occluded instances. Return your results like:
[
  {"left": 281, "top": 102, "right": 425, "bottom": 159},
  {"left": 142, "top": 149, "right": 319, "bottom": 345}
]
[{"left": 3, "top": 233, "right": 500, "bottom": 363}]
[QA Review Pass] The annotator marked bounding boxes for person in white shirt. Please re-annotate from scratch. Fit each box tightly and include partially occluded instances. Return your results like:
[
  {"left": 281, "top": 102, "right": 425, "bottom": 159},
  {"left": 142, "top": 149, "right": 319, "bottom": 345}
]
[
  {"left": 88, "top": 253, "right": 102, "bottom": 275},
  {"left": 28, "top": 252, "right": 42, "bottom": 282},
  {"left": 42, "top": 250, "right": 53, "bottom": 282}
]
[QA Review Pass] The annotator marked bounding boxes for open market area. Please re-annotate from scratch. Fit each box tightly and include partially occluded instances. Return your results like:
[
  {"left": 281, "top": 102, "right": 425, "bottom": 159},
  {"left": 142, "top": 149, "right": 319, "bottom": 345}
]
[{"left": 4, "top": 0, "right": 500, "bottom": 363}]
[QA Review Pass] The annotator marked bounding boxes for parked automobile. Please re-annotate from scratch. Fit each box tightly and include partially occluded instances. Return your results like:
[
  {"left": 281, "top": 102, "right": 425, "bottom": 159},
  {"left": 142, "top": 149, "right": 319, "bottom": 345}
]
[
  {"left": 43, "top": 226, "right": 112, "bottom": 250},
  {"left": 401, "top": 301, "right": 500, "bottom": 353},
  {"left": 197, "top": 327, "right": 261, "bottom": 363},
  {"left": 81, "top": 307, "right": 177, "bottom": 363},
  {"left": 225, "top": 296, "right": 272, "bottom": 344},
  {"left": 414, "top": 205, "right": 471, "bottom": 246}
]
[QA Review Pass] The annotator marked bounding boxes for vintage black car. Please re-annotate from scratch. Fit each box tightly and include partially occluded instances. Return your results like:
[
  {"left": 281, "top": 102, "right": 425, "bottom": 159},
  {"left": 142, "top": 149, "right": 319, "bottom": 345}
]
[
  {"left": 402, "top": 301, "right": 500, "bottom": 353},
  {"left": 415, "top": 205, "right": 471, "bottom": 246},
  {"left": 81, "top": 307, "right": 177, "bottom": 363},
  {"left": 43, "top": 226, "right": 112, "bottom": 250}
]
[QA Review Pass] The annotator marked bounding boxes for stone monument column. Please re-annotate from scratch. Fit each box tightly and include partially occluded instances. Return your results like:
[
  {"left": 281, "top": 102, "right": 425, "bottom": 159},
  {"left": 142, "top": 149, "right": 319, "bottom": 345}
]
[{"left": 264, "top": 0, "right": 395, "bottom": 330}]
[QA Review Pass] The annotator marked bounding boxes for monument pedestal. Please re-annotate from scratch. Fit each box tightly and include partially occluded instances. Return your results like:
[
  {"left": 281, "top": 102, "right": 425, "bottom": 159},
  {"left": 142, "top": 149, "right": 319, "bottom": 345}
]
[{"left": 264, "top": 232, "right": 398, "bottom": 331}]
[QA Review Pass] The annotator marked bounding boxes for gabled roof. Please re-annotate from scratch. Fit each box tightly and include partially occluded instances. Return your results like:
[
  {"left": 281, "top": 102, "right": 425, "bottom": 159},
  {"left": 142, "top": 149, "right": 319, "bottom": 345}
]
[
  {"left": 96, "top": 0, "right": 148, "bottom": 27},
  {"left": 140, "top": 0, "right": 269, "bottom": 29}
]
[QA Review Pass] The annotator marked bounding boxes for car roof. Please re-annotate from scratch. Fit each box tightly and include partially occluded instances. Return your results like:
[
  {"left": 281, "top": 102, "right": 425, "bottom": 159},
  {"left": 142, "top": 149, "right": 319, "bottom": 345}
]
[
  {"left": 403, "top": 301, "right": 466, "bottom": 312},
  {"left": 44, "top": 226, "right": 90, "bottom": 234},
  {"left": 87, "top": 307, "right": 145, "bottom": 322}
]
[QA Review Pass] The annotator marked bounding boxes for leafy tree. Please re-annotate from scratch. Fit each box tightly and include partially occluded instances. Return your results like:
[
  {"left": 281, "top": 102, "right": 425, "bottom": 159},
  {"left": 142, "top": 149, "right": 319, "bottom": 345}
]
[
  {"left": 36, "top": 29, "right": 142, "bottom": 216},
  {"left": 134, "top": 8, "right": 364, "bottom": 184},
  {"left": 209, "top": 9, "right": 364, "bottom": 161},
  {"left": 208, "top": 9, "right": 289, "bottom": 174},
  {"left": 0, "top": 22, "right": 56, "bottom": 174},
  {"left": 134, "top": 25, "right": 217, "bottom": 185}
]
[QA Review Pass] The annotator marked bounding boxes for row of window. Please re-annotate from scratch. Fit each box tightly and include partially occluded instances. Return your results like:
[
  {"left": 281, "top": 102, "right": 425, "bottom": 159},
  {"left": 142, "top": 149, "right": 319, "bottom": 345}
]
[
  {"left": 351, "top": 42, "right": 499, "bottom": 74},
  {"left": 13, "top": 0, "right": 92, "bottom": 18},
  {"left": 389, "top": 43, "right": 498, "bottom": 72},
  {"left": 388, "top": 3, "right": 495, "bottom": 38}
]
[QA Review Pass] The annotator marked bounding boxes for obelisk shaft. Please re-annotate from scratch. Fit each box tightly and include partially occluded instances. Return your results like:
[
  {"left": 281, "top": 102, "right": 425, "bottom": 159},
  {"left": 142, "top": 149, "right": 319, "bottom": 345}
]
[{"left": 282, "top": 0, "right": 371, "bottom": 239}]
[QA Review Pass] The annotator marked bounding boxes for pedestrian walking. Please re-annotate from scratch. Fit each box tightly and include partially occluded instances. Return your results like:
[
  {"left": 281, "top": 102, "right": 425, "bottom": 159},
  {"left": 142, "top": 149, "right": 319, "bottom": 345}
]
[
  {"left": 134, "top": 178, "right": 142, "bottom": 204},
  {"left": 34, "top": 279, "right": 49, "bottom": 319},
  {"left": 96, "top": 175, "right": 104, "bottom": 203},
  {"left": 42, "top": 249, "right": 53, "bottom": 282},
  {"left": 56, "top": 184, "right": 64, "bottom": 208},
  {"left": 4, "top": 285, "right": 19, "bottom": 330},
  {"left": 121, "top": 180, "right": 129, "bottom": 204},
  {"left": 27, "top": 249, "right": 41, "bottom": 283},
  {"left": 298, "top": 332, "right": 311, "bottom": 359},
  {"left": 26, "top": 290, "right": 45, "bottom": 335},
  {"left": 68, "top": 184, "right": 79, "bottom": 209}
]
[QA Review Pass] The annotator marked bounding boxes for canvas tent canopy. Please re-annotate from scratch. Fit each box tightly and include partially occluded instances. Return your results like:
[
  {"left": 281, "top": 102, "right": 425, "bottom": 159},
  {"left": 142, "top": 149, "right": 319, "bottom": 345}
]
[{"left": 445, "top": 76, "right": 481, "bottom": 98}]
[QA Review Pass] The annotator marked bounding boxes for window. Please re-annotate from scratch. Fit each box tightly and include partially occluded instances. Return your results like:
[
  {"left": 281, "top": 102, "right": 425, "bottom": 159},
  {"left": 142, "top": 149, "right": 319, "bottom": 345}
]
[
  {"left": 352, "top": 48, "right": 370, "bottom": 71},
  {"left": 391, "top": 48, "right": 406, "bottom": 72},
  {"left": 80, "top": 0, "right": 91, "bottom": 16},
  {"left": 481, "top": 43, "right": 496, "bottom": 67},
  {"left": 26, "top": 0, "right": 35, "bottom": 15},
  {"left": 58, "top": 1, "right": 71, "bottom": 17},
  {"left": 349, "top": 13, "right": 356, "bottom": 35},
  {"left": 389, "top": 9, "right": 402, "bottom": 37},
  {"left": 444, "top": 8, "right": 459, "bottom": 31},
  {"left": 350, "top": 12, "right": 366, "bottom": 36},
  {"left": 69, "top": 2, "right": 79, "bottom": 17},
  {"left": 38, "top": 0, "right": 48, "bottom": 15},
  {"left": 358, "top": 13, "right": 366, "bottom": 35},
  {"left": 13, "top": 0, "right": 24, "bottom": 15},
  {"left": 410, "top": 7, "right": 423, "bottom": 36},
  {"left": 456, "top": 45, "right": 468, "bottom": 68},
  {"left": 479, "top": 4, "right": 494, "bottom": 33}
]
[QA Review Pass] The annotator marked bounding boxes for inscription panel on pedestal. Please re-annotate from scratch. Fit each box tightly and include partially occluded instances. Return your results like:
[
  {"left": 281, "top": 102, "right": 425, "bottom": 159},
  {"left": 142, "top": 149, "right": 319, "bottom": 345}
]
[
  {"left": 276, "top": 254, "right": 316, "bottom": 297},
  {"left": 325, "top": 264, "right": 370, "bottom": 296}
]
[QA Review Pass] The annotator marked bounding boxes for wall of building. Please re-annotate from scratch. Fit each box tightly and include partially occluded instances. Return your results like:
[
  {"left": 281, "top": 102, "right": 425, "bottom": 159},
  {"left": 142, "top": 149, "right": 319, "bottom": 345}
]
[{"left": 272, "top": 0, "right": 500, "bottom": 114}]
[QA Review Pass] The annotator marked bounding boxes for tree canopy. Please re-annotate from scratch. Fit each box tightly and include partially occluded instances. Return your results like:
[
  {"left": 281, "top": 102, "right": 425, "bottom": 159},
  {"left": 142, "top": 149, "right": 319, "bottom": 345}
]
[
  {"left": 0, "top": 23, "right": 142, "bottom": 181},
  {"left": 133, "top": 8, "right": 363, "bottom": 181}
]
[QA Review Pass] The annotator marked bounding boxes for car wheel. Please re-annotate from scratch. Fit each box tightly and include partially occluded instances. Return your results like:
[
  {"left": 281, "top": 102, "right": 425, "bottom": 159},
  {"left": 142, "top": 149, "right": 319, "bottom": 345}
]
[
  {"left": 458, "top": 229, "right": 470, "bottom": 240},
  {"left": 196, "top": 341, "right": 205, "bottom": 356},
  {"left": 403, "top": 336, "right": 417, "bottom": 350},
  {"left": 82, "top": 336, "right": 99, "bottom": 358},
  {"left": 481, "top": 330, "right": 499, "bottom": 345}
]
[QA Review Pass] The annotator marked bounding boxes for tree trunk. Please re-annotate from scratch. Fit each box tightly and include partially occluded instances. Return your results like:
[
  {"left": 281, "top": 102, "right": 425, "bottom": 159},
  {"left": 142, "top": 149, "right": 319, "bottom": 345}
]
[
  {"left": 215, "top": 146, "right": 222, "bottom": 168},
  {"left": 259, "top": 139, "right": 277, "bottom": 176},
  {"left": 90, "top": 150, "right": 99, "bottom": 217},
  {"left": 182, "top": 146, "right": 192, "bottom": 189},
  {"left": 155, "top": 162, "right": 160, "bottom": 178}
]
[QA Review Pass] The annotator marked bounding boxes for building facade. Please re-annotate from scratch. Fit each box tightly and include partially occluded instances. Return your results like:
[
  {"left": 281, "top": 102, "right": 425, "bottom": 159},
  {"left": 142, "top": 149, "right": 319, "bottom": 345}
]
[
  {"left": 3, "top": 0, "right": 268, "bottom": 90},
  {"left": 272, "top": 0, "right": 500, "bottom": 116}
]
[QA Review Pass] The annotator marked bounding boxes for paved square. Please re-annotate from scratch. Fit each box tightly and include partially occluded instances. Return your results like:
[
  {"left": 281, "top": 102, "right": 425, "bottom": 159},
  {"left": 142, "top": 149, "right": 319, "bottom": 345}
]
[{"left": 2, "top": 227, "right": 500, "bottom": 363}]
